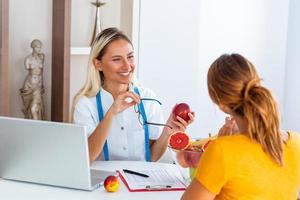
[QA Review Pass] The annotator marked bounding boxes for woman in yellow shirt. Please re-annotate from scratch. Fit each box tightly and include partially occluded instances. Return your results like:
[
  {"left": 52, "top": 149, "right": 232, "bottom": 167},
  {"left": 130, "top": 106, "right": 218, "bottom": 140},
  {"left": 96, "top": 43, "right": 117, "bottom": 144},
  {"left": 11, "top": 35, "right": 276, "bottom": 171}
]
[{"left": 181, "top": 53, "right": 300, "bottom": 200}]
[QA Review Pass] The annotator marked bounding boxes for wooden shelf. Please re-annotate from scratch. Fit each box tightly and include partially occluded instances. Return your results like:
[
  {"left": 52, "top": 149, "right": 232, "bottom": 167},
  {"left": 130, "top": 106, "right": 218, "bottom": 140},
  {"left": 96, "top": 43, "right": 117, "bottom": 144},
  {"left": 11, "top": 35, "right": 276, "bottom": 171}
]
[
  {"left": 0, "top": 0, "right": 10, "bottom": 116},
  {"left": 71, "top": 46, "right": 91, "bottom": 55},
  {"left": 51, "top": 0, "right": 71, "bottom": 122}
]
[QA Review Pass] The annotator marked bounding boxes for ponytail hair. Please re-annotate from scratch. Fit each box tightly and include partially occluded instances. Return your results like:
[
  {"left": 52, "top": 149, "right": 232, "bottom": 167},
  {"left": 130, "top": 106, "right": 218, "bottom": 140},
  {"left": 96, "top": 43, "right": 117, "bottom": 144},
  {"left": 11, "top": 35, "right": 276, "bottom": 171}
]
[{"left": 207, "top": 54, "right": 283, "bottom": 166}]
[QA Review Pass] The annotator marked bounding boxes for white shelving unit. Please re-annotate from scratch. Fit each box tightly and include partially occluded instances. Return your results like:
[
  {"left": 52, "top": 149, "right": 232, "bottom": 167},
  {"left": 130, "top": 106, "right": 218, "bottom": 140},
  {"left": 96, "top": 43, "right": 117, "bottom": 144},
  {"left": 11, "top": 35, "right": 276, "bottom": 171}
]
[{"left": 70, "top": 46, "right": 91, "bottom": 55}]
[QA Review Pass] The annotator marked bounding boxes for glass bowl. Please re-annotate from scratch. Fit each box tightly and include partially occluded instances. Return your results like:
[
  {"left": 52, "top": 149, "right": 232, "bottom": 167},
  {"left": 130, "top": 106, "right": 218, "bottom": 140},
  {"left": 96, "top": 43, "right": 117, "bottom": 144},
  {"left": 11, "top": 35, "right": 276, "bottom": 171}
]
[{"left": 169, "top": 146, "right": 204, "bottom": 179}]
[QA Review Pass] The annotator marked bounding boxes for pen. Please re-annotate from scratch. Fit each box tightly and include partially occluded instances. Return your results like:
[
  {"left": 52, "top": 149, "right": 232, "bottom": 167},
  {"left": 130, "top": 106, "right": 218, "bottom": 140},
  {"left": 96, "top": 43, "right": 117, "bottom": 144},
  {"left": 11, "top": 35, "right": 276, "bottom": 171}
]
[{"left": 123, "top": 169, "right": 149, "bottom": 178}]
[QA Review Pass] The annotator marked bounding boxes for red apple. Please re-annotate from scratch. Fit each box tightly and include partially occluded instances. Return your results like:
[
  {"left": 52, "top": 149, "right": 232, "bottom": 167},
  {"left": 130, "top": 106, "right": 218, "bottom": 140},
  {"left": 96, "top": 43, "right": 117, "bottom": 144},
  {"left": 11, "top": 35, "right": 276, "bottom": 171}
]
[
  {"left": 173, "top": 103, "right": 191, "bottom": 121},
  {"left": 104, "top": 175, "right": 119, "bottom": 192}
]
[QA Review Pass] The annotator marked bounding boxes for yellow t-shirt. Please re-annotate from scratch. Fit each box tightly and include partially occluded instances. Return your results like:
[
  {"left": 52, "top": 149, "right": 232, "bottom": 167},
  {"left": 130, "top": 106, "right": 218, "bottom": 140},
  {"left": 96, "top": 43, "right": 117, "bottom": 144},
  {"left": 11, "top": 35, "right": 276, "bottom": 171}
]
[{"left": 195, "top": 131, "right": 300, "bottom": 200}]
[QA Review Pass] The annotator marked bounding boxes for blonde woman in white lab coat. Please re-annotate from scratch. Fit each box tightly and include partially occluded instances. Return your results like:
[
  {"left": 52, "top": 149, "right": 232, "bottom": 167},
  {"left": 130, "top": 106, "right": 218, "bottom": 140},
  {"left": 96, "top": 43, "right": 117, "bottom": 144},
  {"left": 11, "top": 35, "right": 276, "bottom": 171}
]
[{"left": 71, "top": 28, "right": 195, "bottom": 163}]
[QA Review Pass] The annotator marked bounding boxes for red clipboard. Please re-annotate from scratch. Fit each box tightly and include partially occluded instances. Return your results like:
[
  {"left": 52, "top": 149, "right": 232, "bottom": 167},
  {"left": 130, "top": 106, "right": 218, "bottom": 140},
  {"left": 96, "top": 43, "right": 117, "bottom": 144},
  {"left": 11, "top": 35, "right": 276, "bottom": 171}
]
[{"left": 117, "top": 170, "right": 186, "bottom": 192}]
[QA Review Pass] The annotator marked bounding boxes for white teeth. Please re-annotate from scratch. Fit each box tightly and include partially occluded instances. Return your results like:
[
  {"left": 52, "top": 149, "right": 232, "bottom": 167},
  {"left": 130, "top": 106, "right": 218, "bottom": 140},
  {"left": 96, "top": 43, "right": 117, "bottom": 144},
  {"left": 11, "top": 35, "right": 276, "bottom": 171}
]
[{"left": 120, "top": 72, "right": 130, "bottom": 76}]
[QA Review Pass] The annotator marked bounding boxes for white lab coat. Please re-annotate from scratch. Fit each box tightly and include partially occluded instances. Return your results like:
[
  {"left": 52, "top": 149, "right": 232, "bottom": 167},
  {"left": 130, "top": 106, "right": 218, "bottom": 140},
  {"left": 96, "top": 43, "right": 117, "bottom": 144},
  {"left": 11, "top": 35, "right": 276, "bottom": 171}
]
[{"left": 73, "top": 85, "right": 164, "bottom": 161}]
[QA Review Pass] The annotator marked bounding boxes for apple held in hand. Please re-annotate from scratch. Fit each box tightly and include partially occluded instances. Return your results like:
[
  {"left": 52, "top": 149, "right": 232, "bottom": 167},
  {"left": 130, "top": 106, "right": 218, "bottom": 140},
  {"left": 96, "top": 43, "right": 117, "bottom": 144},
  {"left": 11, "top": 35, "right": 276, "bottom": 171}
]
[
  {"left": 173, "top": 103, "right": 191, "bottom": 121},
  {"left": 104, "top": 175, "right": 119, "bottom": 192}
]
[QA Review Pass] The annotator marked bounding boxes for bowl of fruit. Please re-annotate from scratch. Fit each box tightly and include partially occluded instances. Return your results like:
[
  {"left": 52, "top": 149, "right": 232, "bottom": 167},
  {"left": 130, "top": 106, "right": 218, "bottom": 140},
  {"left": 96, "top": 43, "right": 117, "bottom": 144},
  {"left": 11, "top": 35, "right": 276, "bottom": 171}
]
[{"left": 168, "top": 131, "right": 216, "bottom": 178}]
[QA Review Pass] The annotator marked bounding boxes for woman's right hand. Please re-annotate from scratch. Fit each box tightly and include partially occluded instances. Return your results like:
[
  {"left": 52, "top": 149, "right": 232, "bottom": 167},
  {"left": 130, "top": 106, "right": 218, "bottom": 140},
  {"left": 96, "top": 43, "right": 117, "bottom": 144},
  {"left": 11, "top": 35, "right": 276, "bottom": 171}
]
[{"left": 109, "top": 91, "right": 140, "bottom": 115}]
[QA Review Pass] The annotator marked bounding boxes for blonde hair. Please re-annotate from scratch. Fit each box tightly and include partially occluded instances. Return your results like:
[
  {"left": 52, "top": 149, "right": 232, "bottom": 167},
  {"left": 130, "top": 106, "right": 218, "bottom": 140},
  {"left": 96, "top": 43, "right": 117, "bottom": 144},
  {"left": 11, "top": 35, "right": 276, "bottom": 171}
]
[
  {"left": 70, "top": 27, "right": 132, "bottom": 122},
  {"left": 207, "top": 54, "right": 284, "bottom": 166}
]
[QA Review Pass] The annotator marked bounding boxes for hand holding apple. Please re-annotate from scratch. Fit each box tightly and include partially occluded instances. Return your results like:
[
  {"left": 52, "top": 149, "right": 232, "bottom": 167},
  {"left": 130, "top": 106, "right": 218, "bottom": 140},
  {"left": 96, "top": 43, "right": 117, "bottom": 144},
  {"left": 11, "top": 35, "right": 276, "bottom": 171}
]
[
  {"left": 165, "top": 103, "right": 194, "bottom": 132},
  {"left": 104, "top": 175, "right": 120, "bottom": 192}
]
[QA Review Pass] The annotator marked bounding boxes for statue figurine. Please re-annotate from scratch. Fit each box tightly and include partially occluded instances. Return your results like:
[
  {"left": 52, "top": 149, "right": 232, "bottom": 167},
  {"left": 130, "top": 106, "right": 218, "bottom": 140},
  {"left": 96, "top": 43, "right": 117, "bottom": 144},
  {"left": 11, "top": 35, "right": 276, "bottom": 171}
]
[{"left": 20, "top": 39, "right": 45, "bottom": 120}]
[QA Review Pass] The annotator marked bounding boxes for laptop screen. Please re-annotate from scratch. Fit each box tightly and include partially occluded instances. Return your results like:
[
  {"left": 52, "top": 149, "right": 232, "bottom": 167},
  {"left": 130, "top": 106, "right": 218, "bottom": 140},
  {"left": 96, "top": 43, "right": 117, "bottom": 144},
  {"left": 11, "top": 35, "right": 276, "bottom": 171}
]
[{"left": 0, "top": 116, "right": 93, "bottom": 190}]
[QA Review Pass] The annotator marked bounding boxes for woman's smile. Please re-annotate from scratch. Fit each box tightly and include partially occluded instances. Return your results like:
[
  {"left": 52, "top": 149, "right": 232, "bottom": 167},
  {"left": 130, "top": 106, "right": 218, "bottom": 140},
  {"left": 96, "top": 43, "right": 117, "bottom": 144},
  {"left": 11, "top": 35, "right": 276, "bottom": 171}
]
[{"left": 119, "top": 71, "right": 131, "bottom": 77}]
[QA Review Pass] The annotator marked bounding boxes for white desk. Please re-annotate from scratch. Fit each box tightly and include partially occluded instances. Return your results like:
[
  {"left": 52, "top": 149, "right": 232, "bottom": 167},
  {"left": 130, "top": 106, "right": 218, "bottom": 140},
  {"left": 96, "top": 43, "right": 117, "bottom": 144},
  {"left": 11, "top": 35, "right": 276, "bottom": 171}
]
[{"left": 0, "top": 161, "right": 186, "bottom": 200}]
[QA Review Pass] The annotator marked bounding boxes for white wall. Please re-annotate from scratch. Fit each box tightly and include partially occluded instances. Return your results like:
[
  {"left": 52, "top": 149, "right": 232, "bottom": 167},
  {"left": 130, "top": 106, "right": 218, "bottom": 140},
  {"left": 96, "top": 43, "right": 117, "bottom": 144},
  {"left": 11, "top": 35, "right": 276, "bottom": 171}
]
[
  {"left": 137, "top": 0, "right": 202, "bottom": 137},
  {"left": 137, "top": 0, "right": 290, "bottom": 138},
  {"left": 283, "top": 0, "right": 300, "bottom": 132},
  {"left": 197, "top": 0, "right": 289, "bottom": 136},
  {"left": 120, "top": 0, "right": 134, "bottom": 40},
  {"left": 9, "top": 0, "right": 52, "bottom": 120}
]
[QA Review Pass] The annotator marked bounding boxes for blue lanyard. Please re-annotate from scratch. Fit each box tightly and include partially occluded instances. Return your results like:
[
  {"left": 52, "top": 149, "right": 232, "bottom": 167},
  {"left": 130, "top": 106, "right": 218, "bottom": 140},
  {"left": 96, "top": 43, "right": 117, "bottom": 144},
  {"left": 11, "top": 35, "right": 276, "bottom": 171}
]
[
  {"left": 96, "top": 87, "right": 151, "bottom": 162},
  {"left": 96, "top": 92, "right": 109, "bottom": 161},
  {"left": 133, "top": 87, "right": 151, "bottom": 162}
]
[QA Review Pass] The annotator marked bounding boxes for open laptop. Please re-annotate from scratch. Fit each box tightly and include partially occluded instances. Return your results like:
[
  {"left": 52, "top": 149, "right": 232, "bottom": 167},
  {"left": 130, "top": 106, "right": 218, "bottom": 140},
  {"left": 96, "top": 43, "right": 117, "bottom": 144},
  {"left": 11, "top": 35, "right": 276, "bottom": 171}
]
[{"left": 0, "top": 116, "right": 115, "bottom": 191}]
